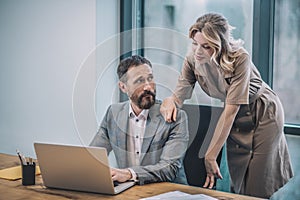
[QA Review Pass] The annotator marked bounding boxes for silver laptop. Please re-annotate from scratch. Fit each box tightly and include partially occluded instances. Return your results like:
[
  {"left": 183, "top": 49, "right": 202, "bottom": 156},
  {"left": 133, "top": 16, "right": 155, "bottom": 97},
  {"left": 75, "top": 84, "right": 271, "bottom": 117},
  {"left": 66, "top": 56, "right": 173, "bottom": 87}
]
[{"left": 34, "top": 142, "right": 135, "bottom": 195}]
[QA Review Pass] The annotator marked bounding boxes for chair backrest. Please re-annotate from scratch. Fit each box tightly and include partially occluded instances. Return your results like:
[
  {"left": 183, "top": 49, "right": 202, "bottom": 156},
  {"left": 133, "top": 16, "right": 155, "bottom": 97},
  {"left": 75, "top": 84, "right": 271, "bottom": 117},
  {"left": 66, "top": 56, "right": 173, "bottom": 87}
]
[{"left": 182, "top": 104, "right": 223, "bottom": 187}]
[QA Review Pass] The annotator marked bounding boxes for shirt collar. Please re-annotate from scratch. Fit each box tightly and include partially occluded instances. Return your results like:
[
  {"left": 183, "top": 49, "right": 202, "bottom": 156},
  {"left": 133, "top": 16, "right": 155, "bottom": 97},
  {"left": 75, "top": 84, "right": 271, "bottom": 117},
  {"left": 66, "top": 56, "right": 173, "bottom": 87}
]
[{"left": 129, "top": 104, "right": 149, "bottom": 120}]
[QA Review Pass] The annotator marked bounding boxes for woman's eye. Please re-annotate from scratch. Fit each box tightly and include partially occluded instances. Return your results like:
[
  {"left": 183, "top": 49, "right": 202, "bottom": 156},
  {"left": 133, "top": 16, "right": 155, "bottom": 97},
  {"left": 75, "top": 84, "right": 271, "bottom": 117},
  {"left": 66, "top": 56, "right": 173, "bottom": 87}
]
[
  {"left": 202, "top": 45, "right": 211, "bottom": 50},
  {"left": 192, "top": 41, "right": 198, "bottom": 46}
]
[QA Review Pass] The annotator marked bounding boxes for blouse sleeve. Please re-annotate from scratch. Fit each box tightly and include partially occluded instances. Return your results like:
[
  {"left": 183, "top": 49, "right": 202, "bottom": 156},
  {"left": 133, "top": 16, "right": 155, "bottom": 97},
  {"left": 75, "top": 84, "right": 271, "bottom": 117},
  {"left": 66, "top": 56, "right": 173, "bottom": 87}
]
[
  {"left": 173, "top": 55, "right": 197, "bottom": 106},
  {"left": 225, "top": 54, "right": 251, "bottom": 105}
]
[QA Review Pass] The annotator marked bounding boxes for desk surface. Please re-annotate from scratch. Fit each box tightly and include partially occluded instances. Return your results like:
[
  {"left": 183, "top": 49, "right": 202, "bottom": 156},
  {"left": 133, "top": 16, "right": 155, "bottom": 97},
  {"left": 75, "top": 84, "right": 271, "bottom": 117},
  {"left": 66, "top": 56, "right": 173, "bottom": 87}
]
[{"left": 0, "top": 153, "right": 265, "bottom": 200}]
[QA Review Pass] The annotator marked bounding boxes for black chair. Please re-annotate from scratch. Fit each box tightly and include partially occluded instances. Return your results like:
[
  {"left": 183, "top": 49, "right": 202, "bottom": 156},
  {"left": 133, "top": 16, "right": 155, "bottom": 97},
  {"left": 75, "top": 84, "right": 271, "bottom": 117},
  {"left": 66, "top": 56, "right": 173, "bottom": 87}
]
[{"left": 182, "top": 104, "right": 223, "bottom": 187}]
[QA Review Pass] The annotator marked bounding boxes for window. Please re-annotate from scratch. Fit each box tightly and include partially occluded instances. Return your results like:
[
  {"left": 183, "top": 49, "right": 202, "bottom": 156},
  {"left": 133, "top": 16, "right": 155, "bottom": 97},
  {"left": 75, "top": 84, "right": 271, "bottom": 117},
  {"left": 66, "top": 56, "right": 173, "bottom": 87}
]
[
  {"left": 124, "top": 0, "right": 300, "bottom": 130},
  {"left": 273, "top": 0, "right": 300, "bottom": 125},
  {"left": 143, "top": 0, "right": 253, "bottom": 106}
]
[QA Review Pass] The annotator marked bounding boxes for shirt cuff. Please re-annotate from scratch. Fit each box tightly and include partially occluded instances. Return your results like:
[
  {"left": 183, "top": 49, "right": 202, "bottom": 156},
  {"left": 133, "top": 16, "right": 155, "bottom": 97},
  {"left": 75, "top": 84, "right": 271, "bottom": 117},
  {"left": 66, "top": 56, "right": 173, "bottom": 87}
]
[{"left": 128, "top": 168, "right": 138, "bottom": 182}]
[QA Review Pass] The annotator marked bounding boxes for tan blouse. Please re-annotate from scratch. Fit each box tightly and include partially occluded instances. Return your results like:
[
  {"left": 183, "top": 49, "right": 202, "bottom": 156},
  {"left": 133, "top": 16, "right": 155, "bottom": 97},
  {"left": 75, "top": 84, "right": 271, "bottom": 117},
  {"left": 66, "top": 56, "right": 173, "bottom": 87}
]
[{"left": 174, "top": 48, "right": 262, "bottom": 106}]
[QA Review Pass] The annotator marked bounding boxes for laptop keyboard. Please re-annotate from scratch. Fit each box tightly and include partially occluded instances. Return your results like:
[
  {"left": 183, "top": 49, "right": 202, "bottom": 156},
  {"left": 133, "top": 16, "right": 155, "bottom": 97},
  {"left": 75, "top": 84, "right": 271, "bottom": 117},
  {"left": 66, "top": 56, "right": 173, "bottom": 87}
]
[
  {"left": 114, "top": 181, "right": 135, "bottom": 193},
  {"left": 113, "top": 181, "right": 119, "bottom": 187}
]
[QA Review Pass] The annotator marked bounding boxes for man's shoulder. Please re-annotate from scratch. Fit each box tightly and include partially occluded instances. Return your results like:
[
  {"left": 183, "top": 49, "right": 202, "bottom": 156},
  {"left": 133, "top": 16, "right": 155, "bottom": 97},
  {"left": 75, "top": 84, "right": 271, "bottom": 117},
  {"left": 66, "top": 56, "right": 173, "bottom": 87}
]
[
  {"left": 151, "top": 100, "right": 187, "bottom": 120},
  {"left": 106, "top": 101, "right": 129, "bottom": 116},
  {"left": 107, "top": 100, "right": 187, "bottom": 120}
]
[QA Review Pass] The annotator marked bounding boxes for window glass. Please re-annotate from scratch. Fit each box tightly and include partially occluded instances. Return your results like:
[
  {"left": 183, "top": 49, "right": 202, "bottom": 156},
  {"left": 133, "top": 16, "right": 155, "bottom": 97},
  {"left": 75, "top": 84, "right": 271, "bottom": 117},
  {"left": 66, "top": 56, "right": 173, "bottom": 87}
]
[
  {"left": 273, "top": 0, "right": 300, "bottom": 124},
  {"left": 143, "top": 0, "right": 253, "bottom": 106}
]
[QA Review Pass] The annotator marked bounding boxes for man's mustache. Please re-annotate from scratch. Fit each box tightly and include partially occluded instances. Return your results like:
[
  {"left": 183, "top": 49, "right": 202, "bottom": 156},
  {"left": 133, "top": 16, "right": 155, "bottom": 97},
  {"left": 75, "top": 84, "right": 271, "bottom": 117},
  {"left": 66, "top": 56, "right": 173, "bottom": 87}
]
[{"left": 140, "top": 90, "right": 156, "bottom": 98}]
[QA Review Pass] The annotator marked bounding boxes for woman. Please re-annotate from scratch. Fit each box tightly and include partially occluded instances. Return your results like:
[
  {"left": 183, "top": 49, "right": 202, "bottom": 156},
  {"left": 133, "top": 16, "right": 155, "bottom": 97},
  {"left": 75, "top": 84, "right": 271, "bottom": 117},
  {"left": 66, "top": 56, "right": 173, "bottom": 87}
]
[{"left": 160, "top": 13, "right": 293, "bottom": 198}]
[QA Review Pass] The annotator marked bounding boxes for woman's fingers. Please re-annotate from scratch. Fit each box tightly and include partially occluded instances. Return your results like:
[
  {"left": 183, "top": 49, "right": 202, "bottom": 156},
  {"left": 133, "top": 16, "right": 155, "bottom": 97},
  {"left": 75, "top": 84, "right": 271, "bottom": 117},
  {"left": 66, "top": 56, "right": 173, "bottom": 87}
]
[
  {"left": 203, "top": 158, "right": 223, "bottom": 189},
  {"left": 172, "top": 107, "right": 177, "bottom": 122},
  {"left": 203, "top": 171, "right": 223, "bottom": 189},
  {"left": 216, "top": 170, "right": 223, "bottom": 180},
  {"left": 165, "top": 110, "right": 172, "bottom": 122},
  {"left": 209, "top": 175, "right": 215, "bottom": 189},
  {"left": 165, "top": 107, "right": 177, "bottom": 122},
  {"left": 203, "top": 174, "right": 215, "bottom": 189},
  {"left": 203, "top": 175, "right": 210, "bottom": 188},
  {"left": 160, "top": 97, "right": 177, "bottom": 122}
]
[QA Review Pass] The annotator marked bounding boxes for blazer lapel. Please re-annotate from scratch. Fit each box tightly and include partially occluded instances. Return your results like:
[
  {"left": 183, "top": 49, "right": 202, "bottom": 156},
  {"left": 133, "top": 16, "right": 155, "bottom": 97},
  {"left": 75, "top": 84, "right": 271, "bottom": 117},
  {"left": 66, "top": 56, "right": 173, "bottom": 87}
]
[{"left": 140, "top": 107, "right": 161, "bottom": 162}]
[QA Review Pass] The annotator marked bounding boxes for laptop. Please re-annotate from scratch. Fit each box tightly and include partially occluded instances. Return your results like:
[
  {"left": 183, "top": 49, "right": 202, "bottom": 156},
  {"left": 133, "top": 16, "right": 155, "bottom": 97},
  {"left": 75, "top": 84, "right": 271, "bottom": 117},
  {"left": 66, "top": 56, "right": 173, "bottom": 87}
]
[{"left": 34, "top": 142, "right": 135, "bottom": 195}]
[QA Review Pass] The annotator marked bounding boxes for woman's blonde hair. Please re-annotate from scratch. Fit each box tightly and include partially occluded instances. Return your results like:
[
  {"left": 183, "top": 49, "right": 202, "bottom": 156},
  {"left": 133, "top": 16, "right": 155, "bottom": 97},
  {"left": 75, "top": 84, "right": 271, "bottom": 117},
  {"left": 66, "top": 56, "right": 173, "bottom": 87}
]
[{"left": 189, "top": 13, "right": 244, "bottom": 72}]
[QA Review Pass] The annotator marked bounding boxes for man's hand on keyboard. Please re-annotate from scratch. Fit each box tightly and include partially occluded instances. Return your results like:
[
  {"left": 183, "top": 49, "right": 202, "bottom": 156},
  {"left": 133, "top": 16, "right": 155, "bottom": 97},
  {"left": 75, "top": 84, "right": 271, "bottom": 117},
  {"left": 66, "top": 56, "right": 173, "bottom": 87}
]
[{"left": 111, "top": 168, "right": 132, "bottom": 182}]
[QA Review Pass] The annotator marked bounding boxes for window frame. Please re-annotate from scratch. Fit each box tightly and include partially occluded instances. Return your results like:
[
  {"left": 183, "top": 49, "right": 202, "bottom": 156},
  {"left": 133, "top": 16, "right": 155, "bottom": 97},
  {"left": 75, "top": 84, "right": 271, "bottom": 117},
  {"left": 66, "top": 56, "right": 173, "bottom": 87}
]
[
  {"left": 252, "top": 0, "right": 300, "bottom": 135},
  {"left": 119, "top": 0, "right": 144, "bottom": 102}
]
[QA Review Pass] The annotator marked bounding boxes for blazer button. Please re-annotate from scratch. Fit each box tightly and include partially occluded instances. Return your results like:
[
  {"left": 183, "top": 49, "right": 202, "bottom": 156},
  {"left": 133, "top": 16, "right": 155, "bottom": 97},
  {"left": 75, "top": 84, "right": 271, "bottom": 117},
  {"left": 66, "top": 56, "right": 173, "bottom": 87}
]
[{"left": 246, "top": 111, "right": 251, "bottom": 116}]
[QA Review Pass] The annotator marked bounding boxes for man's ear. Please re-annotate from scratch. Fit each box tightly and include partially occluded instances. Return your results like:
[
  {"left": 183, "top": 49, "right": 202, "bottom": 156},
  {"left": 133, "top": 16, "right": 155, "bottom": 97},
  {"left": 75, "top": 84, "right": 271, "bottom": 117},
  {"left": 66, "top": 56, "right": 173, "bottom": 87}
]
[{"left": 118, "top": 81, "right": 127, "bottom": 93}]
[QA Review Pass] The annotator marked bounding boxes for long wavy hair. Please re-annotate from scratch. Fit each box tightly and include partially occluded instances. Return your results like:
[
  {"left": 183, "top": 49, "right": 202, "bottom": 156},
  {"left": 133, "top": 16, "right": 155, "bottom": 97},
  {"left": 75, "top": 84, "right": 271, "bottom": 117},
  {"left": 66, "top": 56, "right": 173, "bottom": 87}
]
[{"left": 189, "top": 13, "right": 244, "bottom": 72}]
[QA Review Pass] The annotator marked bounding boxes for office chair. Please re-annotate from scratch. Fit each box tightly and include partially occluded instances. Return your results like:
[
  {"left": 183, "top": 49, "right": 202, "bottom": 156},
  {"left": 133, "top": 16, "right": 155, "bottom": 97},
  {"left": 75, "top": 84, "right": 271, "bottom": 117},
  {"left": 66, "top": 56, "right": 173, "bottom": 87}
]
[{"left": 182, "top": 104, "right": 223, "bottom": 187}]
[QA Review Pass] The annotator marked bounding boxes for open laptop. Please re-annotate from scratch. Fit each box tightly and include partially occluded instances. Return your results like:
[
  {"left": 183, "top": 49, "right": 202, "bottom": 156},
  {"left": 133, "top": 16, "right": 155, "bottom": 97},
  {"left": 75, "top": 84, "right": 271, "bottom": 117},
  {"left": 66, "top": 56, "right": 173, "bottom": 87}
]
[{"left": 34, "top": 142, "right": 135, "bottom": 195}]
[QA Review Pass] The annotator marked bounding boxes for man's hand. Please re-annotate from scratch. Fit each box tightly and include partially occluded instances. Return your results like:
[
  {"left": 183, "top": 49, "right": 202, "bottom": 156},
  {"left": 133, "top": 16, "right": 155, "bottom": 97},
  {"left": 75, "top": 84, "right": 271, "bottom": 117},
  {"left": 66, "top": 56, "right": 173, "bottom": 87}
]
[
  {"left": 203, "top": 158, "right": 223, "bottom": 189},
  {"left": 111, "top": 168, "right": 132, "bottom": 183},
  {"left": 160, "top": 97, "right": 177, "bottom": 123}
]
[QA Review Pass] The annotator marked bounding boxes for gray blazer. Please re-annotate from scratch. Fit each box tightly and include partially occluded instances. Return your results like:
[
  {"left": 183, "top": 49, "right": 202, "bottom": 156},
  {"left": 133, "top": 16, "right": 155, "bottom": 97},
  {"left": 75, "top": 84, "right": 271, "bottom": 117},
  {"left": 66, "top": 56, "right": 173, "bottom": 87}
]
[{"left": 90, "top": 101, "right": 189, "bottom": 185}]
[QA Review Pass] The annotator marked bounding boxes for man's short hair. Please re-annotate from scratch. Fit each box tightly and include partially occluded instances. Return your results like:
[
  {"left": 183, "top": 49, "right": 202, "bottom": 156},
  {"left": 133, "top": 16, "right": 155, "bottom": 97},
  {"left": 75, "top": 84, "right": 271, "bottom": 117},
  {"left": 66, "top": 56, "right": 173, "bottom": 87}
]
[{"left": 117, "top": 55, "right": 152, "bottom": 81}]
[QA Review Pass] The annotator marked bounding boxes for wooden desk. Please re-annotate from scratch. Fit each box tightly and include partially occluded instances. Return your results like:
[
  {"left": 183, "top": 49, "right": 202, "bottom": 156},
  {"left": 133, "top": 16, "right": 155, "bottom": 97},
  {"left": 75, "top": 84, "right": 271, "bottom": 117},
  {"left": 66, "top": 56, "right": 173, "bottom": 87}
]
[{"left": 0, "top": 153, "right": 265, "bottom": 200}]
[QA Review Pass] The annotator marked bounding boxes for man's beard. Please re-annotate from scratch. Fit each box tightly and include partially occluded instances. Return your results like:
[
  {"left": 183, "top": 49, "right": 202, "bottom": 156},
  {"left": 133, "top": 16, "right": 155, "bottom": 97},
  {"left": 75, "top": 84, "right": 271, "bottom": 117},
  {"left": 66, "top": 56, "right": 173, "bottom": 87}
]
[{"left": 132, "top": 90, "right": 156, "bottom": 110}]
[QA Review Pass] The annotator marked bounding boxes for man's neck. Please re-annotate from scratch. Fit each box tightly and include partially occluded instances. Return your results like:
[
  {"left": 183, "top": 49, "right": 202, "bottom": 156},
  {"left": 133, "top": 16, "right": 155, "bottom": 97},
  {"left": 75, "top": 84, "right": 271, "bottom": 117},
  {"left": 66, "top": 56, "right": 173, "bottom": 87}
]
[{"left": 130, "top": 103, "right": 143, "bottom": 116}]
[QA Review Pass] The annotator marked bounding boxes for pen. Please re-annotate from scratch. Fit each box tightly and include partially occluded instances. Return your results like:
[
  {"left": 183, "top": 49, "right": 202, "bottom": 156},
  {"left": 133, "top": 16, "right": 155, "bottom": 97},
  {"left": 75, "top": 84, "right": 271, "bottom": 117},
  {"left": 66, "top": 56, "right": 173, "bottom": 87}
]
[
  {"left": 29, "top": 157, "right": 33, "bottom": 165},
  {"left": 16, "top": 149, "right": 27, "bottom": 165}
]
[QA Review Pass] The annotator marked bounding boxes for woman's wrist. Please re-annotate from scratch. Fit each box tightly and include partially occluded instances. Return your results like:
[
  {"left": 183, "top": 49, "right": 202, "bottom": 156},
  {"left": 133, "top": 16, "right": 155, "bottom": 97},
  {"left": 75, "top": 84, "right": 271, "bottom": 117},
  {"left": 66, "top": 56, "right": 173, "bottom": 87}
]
[
  {"left": 205, "top": 152, "right": 217, "bottom": 161},
  {"left": 171, "top": 95, "right": 183, "bottom": 108}
]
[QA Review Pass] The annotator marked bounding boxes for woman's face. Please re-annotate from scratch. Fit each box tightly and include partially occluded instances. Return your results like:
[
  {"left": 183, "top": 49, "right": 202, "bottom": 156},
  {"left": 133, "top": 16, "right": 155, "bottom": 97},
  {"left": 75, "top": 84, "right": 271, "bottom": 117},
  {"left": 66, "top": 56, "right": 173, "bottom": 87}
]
[{"left": 192, "top": 31, "right": 214, "bottom": 64}]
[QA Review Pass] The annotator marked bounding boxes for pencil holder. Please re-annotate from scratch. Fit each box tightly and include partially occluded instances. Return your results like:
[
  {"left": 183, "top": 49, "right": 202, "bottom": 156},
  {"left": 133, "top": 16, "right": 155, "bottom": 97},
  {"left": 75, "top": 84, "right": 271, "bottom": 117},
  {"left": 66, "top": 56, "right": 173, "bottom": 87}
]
[{"left": 22, "top": 162, "right": 36, "bottom": 185}]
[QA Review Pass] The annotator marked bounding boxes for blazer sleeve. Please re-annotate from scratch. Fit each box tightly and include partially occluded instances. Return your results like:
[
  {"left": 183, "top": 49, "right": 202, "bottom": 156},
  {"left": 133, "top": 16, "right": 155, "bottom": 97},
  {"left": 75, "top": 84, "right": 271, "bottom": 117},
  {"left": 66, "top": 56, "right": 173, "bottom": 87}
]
[
  {"left": 89, "top": 105, "right": 113, "bottom": 153},
  {"left": 130, "top": 109, "right": 189, "bottom": 185}
]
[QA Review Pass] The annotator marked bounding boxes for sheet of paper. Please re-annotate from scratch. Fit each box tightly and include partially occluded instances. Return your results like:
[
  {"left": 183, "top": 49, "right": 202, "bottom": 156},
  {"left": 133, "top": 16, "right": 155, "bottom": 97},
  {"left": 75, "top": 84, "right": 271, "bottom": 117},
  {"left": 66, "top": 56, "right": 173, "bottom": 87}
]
[
  {"left": 0, "top": 165, "right": 41, "bottom": 181},
  {"left": 140, "top": 190, "right": 218, "bottom": 200}
]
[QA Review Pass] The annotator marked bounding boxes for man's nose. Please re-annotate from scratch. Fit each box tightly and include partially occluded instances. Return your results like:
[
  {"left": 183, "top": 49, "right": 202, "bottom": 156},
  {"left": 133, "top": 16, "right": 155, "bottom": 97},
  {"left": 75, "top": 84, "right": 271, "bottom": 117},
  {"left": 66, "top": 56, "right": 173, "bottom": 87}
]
[{"left": 143, "top": 81, "right": 152, "bottom": 90}]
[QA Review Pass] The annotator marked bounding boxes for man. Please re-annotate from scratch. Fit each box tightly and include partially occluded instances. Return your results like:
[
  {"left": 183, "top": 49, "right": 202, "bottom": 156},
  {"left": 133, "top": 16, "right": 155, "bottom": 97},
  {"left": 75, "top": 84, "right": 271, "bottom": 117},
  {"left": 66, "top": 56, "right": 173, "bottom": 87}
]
[{"left": 90, "top": 55, "right": 189, "bottom": 185}]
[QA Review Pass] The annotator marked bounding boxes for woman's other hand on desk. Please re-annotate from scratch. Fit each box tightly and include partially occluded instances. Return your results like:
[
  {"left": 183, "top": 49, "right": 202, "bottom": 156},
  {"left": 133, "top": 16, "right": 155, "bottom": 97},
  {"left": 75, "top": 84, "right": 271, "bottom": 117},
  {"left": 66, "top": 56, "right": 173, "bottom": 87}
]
[{"left": 203, "top": 158, "right": 223, "bottom": 189}]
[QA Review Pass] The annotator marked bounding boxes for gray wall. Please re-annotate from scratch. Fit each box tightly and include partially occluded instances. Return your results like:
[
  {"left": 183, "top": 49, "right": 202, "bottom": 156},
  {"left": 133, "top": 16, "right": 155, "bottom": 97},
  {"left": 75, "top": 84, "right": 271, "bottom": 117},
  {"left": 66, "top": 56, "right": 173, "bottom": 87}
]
[{"left": 0, "top": 0, "right": 118, "bottom": 157}]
